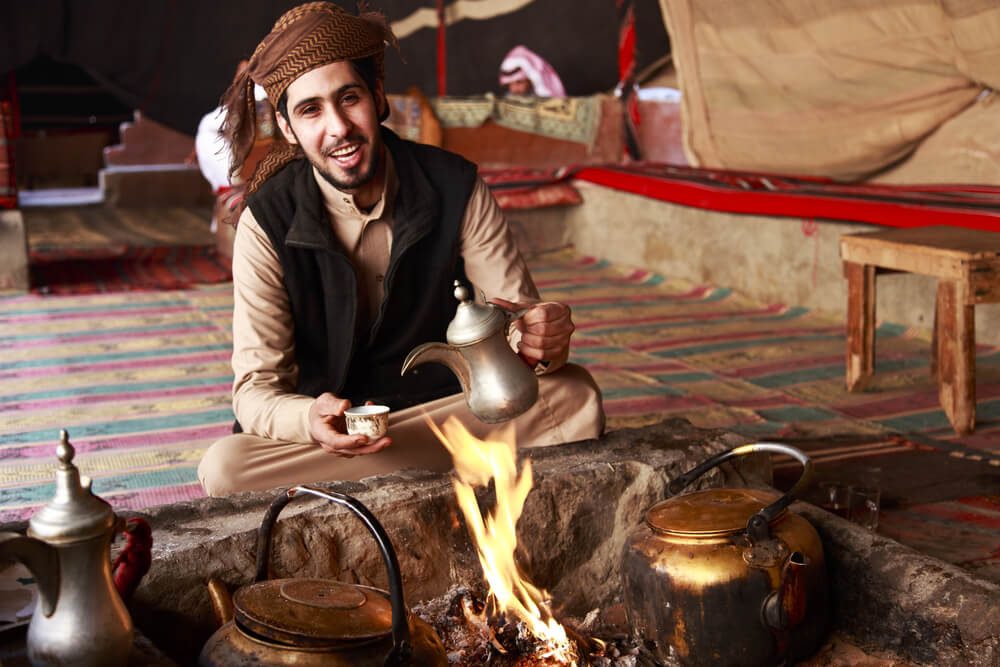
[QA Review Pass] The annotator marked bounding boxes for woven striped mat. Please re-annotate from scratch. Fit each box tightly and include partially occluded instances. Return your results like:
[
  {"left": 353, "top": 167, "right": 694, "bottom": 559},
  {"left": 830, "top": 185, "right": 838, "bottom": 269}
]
[
  {"left": 0, "top": 285, "right": 235, "bottom": 522},
  {"left": 1, "top": 248, "right": 998, "bottom": 577},
  {"left": 878, "top": 495, "right": 1000, "bottom": 581},
  {"left": 538, "top": 252, "right": 1000, "bottom": 449}
]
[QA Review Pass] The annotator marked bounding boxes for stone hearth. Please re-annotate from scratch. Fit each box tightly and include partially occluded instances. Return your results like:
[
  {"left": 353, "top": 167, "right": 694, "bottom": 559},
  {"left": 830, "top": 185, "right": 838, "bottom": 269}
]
[
  {"left": 122, "top": 419, "right": 757, "bottom": 663},
  {"left": 4, "top": 419, "right": 999, "bottom": 665}
]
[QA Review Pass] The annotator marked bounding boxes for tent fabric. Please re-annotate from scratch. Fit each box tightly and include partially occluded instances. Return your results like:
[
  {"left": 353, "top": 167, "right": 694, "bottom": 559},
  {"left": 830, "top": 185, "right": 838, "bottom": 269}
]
[
  {"left": 871, "top": 91, "right": 1000, "bottom": 186},
  {"left": 659, "top": 0, "right": 1000, "bottom": 182},
  {"left": 2, "top": 0, "right": 670, "bottom": 137}
]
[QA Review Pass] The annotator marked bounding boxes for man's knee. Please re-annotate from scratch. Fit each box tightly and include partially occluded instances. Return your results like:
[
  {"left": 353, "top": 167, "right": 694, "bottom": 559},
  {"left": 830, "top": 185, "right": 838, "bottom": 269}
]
[
  {"left": 539, "top": 363, "right": 606, "bottom": 441},
  {"left": 550, "top": 363, "right": 601, "bottom": 394},
  {"left": 198, "top": 435, "right": 249, "bottom": 497}
]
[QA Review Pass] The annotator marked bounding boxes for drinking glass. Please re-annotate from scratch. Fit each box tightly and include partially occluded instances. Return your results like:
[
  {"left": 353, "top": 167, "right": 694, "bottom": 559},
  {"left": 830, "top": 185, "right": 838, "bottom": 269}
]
[
  {"left": 817, "top": 481, "right": 850, "bottom": 518},
  {"left": 848, "top": 486, "right": 881, "bottom": 531}
]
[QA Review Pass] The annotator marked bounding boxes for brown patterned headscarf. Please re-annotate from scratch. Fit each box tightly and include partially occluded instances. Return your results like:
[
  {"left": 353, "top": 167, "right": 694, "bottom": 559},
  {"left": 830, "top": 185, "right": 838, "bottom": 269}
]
[{"left": 221, "top": 2, "right": 398, "bottom": 198}]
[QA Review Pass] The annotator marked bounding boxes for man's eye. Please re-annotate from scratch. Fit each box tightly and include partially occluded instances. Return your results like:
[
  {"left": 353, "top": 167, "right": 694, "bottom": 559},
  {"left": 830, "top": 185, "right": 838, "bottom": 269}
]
[
  {"left": 299, "top": 105, "right": 320, "bottom": 116},
  {"left": 342, "top": 94, "right": 359, "bottom": 105}
]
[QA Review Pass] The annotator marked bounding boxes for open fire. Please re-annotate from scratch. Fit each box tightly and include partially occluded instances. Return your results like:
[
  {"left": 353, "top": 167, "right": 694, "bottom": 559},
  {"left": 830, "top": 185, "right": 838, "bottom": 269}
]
[
  {"left": 421, "top": 417, "right": 655, "bottom": 666},
  {"left": 426, "top": 415, "right": 580, "bottom": 664}
]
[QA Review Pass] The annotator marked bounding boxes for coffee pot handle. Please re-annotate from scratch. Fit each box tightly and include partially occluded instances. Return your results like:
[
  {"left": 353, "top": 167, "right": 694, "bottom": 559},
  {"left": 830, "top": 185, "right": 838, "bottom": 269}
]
[
  {"left": 254, "top": 486, "right": 412, "bottom": 664},
  {"left": 0, "top": 532, "right": 59, "bottom": 617},
  {"left": 666, "top": 443, "right": 813, "bottom": 544},
  {"left": 484, "top": 290, "right": 530, "bottom": 326}
]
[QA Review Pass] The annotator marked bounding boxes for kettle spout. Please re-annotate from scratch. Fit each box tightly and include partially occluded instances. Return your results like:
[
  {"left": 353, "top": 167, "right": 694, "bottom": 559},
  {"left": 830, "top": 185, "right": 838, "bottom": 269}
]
[
  {"left": 206, "top": 577, "right": 234, "bottom": 628},
  {"left": 763, "top": 551, "right": 809, "bottom": 630},
  {"left": 0, "top": 532, "right": 60, "bottom": 617},
  {"left": 401, "top": 342, "right": 471, "bottom": 396}
]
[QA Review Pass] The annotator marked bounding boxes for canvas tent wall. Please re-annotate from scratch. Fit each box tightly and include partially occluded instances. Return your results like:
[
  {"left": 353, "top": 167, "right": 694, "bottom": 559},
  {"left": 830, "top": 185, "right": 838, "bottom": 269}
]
[{"left": 659, "top": 0, "right": 1000, "bottom": 185}]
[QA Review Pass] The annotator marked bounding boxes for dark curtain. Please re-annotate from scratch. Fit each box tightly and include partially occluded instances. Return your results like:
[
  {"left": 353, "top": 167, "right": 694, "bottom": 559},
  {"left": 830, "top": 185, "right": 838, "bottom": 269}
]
[{"left": 1, "top": 0, "right": 669, "bottom": 136}]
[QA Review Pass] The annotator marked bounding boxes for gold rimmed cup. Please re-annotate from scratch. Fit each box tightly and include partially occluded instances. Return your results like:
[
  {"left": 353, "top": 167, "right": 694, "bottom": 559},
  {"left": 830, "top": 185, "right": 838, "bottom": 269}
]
[{"left": 343, "top": 405, "right": 389, "bottom": 439}]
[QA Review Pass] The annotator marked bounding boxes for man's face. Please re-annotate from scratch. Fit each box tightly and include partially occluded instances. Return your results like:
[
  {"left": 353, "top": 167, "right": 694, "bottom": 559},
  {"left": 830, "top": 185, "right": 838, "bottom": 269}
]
[
  {"left": 276, "top": 61, "right": 386, "bottom": 206},
  {"left": 506, "top": 78, "right": 533, "bottom": 96}
]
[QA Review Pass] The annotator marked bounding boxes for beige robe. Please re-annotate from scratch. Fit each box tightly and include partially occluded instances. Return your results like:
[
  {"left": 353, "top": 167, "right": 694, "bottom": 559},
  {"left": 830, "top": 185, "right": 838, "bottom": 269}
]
[{"left": 198, "top": 152, "right": 604, "bottom": 496}]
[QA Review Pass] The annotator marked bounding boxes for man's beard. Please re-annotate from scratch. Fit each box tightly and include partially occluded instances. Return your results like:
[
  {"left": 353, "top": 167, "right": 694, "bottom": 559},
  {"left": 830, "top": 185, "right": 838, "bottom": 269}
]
[{"left": 313, "top": 136, "right": 382, "bottom": 192}]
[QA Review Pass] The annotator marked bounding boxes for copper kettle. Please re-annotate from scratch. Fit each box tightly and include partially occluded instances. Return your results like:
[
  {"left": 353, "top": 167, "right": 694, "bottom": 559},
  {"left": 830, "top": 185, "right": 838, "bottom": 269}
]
[
  {"left": 199, "top": 486, "right": 446, "bottom": 666},
  {"left": 623, "top": 443, "right": 830, "bottom": 666},
  {"left": 401, "top": 281, "right": 539, "bottom": 423}
]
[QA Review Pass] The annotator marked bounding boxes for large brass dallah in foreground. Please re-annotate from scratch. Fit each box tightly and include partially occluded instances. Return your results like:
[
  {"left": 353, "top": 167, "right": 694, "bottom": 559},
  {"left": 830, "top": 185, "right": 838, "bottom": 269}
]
[
  {"left": 624, "top": 443, "right": 830, "bottom": 666},
  {"left": 0, "top": 431, "right": 134, "bottom": 666},
  {"left": 199, "top": 486, "right": 447, "bottom": 666}
]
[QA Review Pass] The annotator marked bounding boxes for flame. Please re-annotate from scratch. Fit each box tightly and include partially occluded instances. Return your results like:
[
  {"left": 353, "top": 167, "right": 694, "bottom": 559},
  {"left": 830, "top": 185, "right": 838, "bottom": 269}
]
[{"left": 428, "top": 415, "right": 577, "bottom": 663}]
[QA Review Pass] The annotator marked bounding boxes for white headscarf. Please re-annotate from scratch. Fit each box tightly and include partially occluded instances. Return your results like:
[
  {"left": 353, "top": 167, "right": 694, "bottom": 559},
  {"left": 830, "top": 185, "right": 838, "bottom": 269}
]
[{"left": 498, "top": 45, "right": 565, "bottom": 97}]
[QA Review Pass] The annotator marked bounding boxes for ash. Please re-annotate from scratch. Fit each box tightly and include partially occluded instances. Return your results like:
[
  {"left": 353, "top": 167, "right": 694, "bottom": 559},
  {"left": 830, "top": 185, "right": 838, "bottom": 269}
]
[{"left": 412, "top": 585, "right": 661, "bottom": 666}]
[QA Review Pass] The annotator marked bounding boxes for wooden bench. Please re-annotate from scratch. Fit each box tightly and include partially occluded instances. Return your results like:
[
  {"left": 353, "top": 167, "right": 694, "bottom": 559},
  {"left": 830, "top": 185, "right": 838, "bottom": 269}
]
[{"left": 840, "top": 226, "right": 1000, "bottom": 434}]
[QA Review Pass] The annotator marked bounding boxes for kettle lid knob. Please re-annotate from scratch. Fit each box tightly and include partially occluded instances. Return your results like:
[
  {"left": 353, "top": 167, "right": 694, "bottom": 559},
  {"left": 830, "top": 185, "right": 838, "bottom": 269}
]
[{"left": 28, "top": 430, "right": 116, "bottom": 543}]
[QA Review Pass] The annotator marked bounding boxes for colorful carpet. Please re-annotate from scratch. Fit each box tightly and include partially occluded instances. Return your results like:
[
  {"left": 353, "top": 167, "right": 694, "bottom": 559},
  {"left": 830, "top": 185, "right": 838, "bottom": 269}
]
[
  {"left": 21, "top": 204, "right": 231, "bottom": 295},
  {"left": 0, "top": 285, "right": 235, "bottom": 522},
  {"left": 29, "top": 245, "right": 232, "bottom": 295},
  {"left": 24, "top": 205, "right": 216, "bottom": 250},
  {"left": 19, "top": 191, "right": 579, "bottom": 295},
  {"left": 0, "top": 248, "right": 997, "bottom": 579}
]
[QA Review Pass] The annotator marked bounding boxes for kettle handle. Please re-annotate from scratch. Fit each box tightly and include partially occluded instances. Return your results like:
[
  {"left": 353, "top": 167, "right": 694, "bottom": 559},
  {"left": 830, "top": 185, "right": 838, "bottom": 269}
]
[
  {"left": 254, "top": 486, "right": 412, "bottom": 664},
  {"left": 666, "top": 443, "right": 813, "bottom": 544}
]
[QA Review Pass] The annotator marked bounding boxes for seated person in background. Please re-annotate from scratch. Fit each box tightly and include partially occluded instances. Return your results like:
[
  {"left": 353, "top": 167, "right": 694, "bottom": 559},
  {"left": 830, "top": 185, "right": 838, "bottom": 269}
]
[
  {"left": 196, "top": 2, "right": 604, "bottom": 497},
  {"left": 498, "top": 45, "right": 566, "bottom": 97},
  {"left": 194, "top": 61, "right": 271, "bottom": 231}
]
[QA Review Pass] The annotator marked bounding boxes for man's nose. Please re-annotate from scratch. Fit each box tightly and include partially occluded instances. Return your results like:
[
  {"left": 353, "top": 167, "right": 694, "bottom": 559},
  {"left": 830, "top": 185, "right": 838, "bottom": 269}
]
[{"left": 324, "top": 107, "right": 353, "bottom": 139}]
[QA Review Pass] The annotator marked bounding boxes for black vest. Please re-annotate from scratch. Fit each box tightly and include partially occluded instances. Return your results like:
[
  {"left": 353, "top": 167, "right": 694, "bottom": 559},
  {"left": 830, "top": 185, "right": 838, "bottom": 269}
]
[{"left": 247, "top": 128, "right": 478, "bottom": 410}]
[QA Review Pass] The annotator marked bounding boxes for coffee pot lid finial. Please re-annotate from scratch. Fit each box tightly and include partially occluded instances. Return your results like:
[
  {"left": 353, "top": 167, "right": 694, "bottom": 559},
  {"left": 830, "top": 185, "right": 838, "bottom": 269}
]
[
  {"left": 445, "top": 280, "right": 506, "bottom": 346},
  {"left": 28, "top": 430, "right": 116, "bottom": 543}
]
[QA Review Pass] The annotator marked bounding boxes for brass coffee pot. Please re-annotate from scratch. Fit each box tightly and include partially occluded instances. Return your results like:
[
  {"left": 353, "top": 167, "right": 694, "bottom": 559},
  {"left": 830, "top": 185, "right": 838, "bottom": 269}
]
[
  {"left": 401, "top": 281, "right": 539, "bottom": 423},
  {"left": 0, "top": 430, "right": 134, "bottom": 666},
  {"left": 199, "top": 486, "right": 447, "bottom": 666}
]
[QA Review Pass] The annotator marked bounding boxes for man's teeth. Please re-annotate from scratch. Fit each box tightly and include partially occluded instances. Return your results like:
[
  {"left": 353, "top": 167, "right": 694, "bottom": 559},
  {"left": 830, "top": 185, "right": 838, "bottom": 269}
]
[{"left": 330, "top": 145, "right": 359, "bottom": 157}]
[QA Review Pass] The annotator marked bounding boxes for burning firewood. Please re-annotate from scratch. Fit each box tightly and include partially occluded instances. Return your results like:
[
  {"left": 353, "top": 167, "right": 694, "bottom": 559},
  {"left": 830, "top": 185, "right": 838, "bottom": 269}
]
[{"left": 412, "top": 586, "right": 659, "bottom": 666}]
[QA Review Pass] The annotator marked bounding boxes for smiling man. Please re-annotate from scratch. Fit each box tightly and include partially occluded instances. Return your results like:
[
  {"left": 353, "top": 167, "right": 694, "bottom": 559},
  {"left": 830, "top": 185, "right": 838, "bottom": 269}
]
[
  {"left": 197, "top": 1, "right": 605, "bottom": 496},
  {"left": 280, "top": 62, "right": 383, "bottom": 197}
]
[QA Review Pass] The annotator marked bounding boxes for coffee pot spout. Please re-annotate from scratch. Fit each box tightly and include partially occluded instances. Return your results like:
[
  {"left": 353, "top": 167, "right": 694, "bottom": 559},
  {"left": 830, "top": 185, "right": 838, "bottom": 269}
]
[{"left": 401, "top": 343, "right": 472, "bottom": 396}]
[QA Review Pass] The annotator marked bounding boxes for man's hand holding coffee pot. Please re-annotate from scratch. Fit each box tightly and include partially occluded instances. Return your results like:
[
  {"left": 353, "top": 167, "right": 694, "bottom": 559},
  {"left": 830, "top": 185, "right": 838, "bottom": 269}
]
[{"left": 490, "top": 298, "right": 574, "bottom": 367}]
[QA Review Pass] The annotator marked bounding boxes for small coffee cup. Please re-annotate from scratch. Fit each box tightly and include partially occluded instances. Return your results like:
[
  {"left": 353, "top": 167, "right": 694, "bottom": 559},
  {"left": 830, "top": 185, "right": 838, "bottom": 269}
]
[{"left": 344, "top": 405, "right": 390, "bottom": 439}]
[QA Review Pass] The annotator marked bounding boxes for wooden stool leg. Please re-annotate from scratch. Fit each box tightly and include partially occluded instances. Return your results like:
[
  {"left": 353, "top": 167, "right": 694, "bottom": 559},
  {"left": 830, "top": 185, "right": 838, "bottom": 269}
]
[
  {"left": 930, "top": 300, "right": 938, "bottom": 381},
  {"left": 936, "top": 280, "right": 975, "bottom": 434},
  {"left": 845, "top": 261, "right": 875, "bottom": 392}
]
